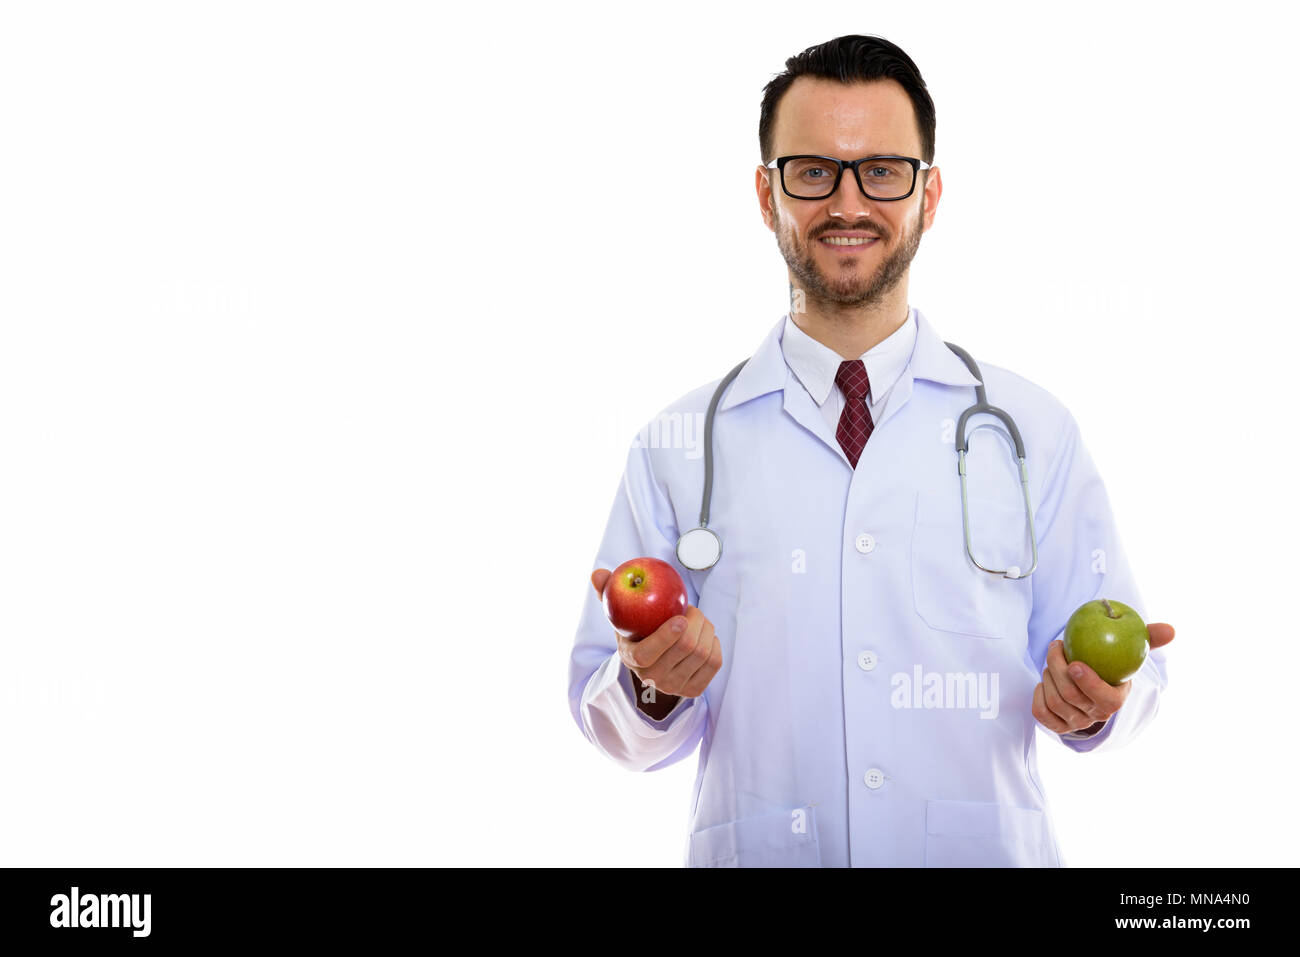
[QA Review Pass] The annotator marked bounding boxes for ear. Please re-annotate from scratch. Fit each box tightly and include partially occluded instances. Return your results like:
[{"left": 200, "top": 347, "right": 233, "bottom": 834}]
[
  {"left": 756, "top": 164, "right": 777, "bottom": 231},
  {"left": 921, "top": 165, "right": 942, "bottom": 231}
]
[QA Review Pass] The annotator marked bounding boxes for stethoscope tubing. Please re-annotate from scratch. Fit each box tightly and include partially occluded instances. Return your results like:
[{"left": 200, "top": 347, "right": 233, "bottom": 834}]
[
  {"left": 682, "top": 340, "right": 1037, "bottom": 578},
  {"left": 699, "top": 358, "right": 749, "bottom": 529}
]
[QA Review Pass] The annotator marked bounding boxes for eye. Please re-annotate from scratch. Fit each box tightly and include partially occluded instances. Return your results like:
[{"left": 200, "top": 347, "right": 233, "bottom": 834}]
[{"left": 862, "top": 159, "right": 909, "bottom": 180}]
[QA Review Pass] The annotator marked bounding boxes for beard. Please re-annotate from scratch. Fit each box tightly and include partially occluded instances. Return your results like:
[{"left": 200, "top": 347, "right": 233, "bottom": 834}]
[{"left": 773, "top": 194, "right": 925, "bottom": 307}]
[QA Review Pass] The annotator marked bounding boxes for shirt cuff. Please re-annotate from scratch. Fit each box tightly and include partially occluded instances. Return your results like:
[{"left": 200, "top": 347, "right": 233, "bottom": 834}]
[
  {"left": 620, "top": 662, "right": 692, "bottom": 724},
  {"left": 1062, "top": 715, "right": 1111, "bottom": 739}
]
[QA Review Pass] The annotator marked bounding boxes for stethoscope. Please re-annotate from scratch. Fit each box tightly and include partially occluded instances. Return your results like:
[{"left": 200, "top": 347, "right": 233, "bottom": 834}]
[{"left": 674, "top": 341, "right": 1039, "bottom": 579}]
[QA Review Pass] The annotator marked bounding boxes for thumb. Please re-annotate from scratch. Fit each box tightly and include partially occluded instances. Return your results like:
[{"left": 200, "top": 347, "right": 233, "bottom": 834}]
[
  {"left": 1147, "top": 622, "right": 1175, "bottom": 649},
  {"left": 590, "top": 568, "right": 611, "bottom": 596}
]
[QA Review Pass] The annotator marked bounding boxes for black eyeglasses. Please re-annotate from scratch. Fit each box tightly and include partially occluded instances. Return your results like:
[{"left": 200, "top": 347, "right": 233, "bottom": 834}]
[{"left": 765, "top": 154, "right": 933, "bottom": 201}]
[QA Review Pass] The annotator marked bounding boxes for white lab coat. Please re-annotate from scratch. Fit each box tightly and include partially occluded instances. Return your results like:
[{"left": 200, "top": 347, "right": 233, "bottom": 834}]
[{"left": 567, "top": 306, "right": 1168, "bottom": 867}]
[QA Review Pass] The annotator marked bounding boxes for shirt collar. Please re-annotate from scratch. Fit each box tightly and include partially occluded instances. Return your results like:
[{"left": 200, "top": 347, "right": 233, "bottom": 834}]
[
  {"left": 781, "top": 309, "right": 916, "bottom": 406},
  {"left": 718, "top": 305, "right": 980, "bottom": 413}
]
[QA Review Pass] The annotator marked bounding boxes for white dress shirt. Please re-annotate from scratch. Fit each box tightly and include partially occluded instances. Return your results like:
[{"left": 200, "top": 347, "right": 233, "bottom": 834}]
[{"left": 780, "top": 306, "right": 918, "bottom": 436}]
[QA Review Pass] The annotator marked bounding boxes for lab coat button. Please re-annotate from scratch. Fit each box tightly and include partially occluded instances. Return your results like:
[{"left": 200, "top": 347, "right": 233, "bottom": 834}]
[
  {"left": 855, "top": 533, "right": 876, "bottom": 554},
  {"left": 857, "top": 651, "right": 877, "bottom": 671},
  {"left": 864, "top": 768, "right": 885, "bottom": 789}
]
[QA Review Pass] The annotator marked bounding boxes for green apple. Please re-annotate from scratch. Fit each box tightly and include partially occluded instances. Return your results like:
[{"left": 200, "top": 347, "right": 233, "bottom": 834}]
[{"left": 1063, "top": 599, "right": 1149, "bottom": 685}]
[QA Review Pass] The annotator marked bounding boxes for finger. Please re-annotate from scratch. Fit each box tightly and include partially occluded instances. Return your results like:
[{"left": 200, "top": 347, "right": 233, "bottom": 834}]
[
  {"left": 679, "top": 631, "right": 722, "bottom": 698},
  {"left": 665, "top": 613, "right": 714, "bottom": 688},
  {"left": 1046, "top": 640, "right": 1104, "bottom": 715},
  {"left": 655, "top": 606, "right": 707, "bottom": 677},
  {"left": 1042, "top": 668, "right": 1094, "bottom": 728},
  {"left": 1051, "top": 639, "right": 1123, "bottom": 714},
  {"left": 620, "top": 610, "right": 691, "bottom": 671},
  {"left": 1147, "top": 622, "right": 1175, "bottom": 649},
  {"left": 1063, "top": 657, "right": 1132, "bottom": 711},
  {"left": 590, "top": 568, "right": 611, "bottom": 596},
  {"left": 1032, "top": 682, "right": 1069, "bottom": 733}
]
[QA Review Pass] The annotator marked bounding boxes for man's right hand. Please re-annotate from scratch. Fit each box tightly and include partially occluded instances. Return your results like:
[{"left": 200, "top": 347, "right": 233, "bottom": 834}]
[{"left": 589, "top": 569, "right": 723, "bottom": 709}]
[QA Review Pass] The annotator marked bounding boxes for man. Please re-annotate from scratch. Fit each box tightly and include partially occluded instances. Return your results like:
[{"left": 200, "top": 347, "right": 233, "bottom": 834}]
[{"left": 566, "top": 34, "right": 1174, "bottom": 867}]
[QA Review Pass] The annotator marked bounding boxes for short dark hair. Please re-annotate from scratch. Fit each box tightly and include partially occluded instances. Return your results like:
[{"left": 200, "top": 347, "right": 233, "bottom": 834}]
[{"left": 758, "top": 34, "right": 936, "bottom": 166}]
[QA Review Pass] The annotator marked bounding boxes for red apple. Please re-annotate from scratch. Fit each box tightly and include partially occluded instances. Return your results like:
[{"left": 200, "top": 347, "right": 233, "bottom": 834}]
[{"left": 602, "top": 557, "right": 688, "bottom": 641}]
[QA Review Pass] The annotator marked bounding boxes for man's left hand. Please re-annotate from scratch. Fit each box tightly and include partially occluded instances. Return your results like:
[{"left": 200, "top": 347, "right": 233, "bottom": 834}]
[{"left": 1032, "top": 623, "right": 1175, "bottom": 734}]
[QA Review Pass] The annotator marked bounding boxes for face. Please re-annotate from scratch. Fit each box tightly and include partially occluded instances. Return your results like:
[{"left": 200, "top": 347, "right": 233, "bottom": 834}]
[{"left": 758, "top": 77, "right": 941, "bottom": 307}]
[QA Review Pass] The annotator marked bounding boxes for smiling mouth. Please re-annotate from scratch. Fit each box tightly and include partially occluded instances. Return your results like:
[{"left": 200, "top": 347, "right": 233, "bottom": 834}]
[{"left": 819, "top": 236, "right": 879, "bottom": 248}]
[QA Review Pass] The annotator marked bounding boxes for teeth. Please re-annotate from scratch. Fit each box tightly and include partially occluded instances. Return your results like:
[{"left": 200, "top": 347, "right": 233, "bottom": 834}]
[{"left": 821, "top": 236, "right": 875, "bottom": 245}]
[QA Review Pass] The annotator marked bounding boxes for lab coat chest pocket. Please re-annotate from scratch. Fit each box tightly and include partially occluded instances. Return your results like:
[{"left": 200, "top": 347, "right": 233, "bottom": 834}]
[{"left": 911, "top": 490, "right": 1031, "bottom": 639}]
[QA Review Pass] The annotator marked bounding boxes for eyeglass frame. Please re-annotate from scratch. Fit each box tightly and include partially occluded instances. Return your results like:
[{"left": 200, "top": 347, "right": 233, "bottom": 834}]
[{"left": 764, "top": 154, "right": 934, "bottom": 201}]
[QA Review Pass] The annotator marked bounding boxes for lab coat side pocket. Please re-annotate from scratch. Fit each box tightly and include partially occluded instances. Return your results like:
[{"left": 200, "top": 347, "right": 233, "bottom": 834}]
[
  {"left": 924, "top": 800, "right": 1056, "bottom": 867},
  {"left": 911, "top": 490, "right": 1031, "bottom": 639},
  {"left": 687, "top": 804, "right": 822, "bottom": 868}
]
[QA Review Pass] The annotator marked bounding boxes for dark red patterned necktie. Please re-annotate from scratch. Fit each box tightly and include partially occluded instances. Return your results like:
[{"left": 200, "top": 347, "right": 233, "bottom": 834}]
[{"left": 834, "top": 359, "right": 874, "bottom": 469}]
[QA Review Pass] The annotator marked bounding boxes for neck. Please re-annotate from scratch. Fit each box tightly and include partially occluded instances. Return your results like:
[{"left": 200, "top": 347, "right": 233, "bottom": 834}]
[{"left": 788, "top": 286, "right": 910, "bottom": 359}]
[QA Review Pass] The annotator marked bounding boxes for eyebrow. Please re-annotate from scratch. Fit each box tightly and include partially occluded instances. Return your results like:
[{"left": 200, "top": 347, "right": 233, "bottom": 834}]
[{"left": 788, "top": 151, "right": 909, "bottom": 160}]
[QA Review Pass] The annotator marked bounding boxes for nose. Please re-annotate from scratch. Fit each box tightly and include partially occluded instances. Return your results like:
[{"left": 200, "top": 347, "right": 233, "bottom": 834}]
[{"left": 828, "top": 166, "right": 874, "bottom": 220}]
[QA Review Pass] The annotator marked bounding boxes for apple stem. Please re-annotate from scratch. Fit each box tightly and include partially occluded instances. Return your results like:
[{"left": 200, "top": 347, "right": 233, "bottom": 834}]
[{"left": 1101, "top": 598, "right": 1119, "bottom": 619}]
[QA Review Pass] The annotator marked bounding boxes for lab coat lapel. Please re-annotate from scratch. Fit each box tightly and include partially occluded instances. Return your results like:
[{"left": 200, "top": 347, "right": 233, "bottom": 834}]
[
  {"left": 717, "top": 318, "right": 786, "bottom": 412},
  {"left": 718, "top": 315, "right": 852, "bottom": 467},
  {"left": 902, "top": 309, "right": 984, "bottom": 390},
  {"left": 781, "top": 371, "right": 849, "bottom": 467},
  {"left": 871, "top": 307, "right": 986, "bottom": 427},
  {"left": 718, "top": 309, "right": 983, "bottom": 463}
]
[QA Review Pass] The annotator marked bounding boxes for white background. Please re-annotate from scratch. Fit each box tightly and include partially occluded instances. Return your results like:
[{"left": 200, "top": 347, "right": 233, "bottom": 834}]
[{"left": 0, "top": 1, "right": 1295, "bottom": 867}]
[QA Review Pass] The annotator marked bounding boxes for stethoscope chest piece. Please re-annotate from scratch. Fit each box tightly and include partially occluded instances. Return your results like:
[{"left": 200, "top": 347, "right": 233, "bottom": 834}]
[{"left": 676, "top": 525, "right": 723, "bottom": 571}]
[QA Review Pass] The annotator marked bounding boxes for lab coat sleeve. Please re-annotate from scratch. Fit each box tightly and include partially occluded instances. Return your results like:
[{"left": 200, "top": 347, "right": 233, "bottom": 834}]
[
  {"left": 566, "top": 435, "right": 709, "bottom": 773},
  {"left": 1026, "top": 412, "right": 1168, "bottom": 754}
]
